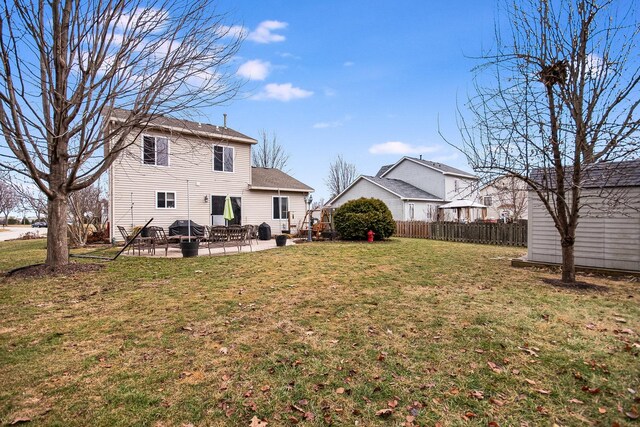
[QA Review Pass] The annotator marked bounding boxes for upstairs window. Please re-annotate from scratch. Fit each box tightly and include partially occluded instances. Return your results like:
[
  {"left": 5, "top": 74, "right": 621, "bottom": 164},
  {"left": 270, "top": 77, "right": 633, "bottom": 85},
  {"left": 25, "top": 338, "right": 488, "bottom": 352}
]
[
  {"left": 213, "top": 145, "right": 234, "bottom": 172},
  {"left": 483, "top": 196, "right": 493, "bottom": 206},
  {"left": 273, "top": 196, "right": 289, "bottom": 220},
  {"left": 156, "top": 191, "right": 176, "bottom": 209},
  {"left": 143, "top": 136, "right": 169, "bottom": 166}
]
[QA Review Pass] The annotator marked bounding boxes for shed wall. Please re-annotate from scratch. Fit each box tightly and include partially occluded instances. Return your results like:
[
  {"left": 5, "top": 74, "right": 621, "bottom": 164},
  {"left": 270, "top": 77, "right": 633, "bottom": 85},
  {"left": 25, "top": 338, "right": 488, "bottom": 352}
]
[{"left": 527, "top": 188, "right": 640, "bottom": 271}]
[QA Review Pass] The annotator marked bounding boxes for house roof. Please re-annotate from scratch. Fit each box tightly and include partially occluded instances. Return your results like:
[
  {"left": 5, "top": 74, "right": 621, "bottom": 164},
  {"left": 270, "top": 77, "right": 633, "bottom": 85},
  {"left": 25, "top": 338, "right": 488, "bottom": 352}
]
[
  {"left": 531, "top": 159, "right": 640, "bottom": 189},
  {"left": 380, "top": 156, "right": 477, "bottom": 179},
  {"left": 350, "top": 175, "right": 442, "bottom": 201},
  {"left": 375, "top": 165, "right": 392, "bottom": 177},
  {"left": 251, "top": 167, "right": 314, "bottom": 192},
  {"left": 108, "top": 108, "right": 257, "bottom": 144}
]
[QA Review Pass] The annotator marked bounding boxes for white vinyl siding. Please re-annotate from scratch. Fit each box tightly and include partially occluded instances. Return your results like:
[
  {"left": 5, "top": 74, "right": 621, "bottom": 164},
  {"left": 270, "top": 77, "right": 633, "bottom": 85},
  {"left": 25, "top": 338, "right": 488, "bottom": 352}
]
[
  {"left": 527, "top": 188, "right": 640, "bottom": 271},
  {"left": 331, "top": 179, "right": 404, "bottom": 219},
  {"left": 156, "top": 191, "right": 176, "bottom": 209},
  {"left": 213, "top": 145, "right": 234, "bottom": 172},
  {"left": 143, "top": 135, "right": 169, "bottom": 166},
  {"left": 111, "top": 130, "right": 252, "bottom": 238}
]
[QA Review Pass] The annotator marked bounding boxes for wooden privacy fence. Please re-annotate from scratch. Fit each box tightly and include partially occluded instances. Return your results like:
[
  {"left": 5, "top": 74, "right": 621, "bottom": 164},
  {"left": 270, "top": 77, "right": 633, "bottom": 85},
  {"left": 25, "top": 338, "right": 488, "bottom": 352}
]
[{"left": 395, "top": 221, "right": 527, "bottom": 247}]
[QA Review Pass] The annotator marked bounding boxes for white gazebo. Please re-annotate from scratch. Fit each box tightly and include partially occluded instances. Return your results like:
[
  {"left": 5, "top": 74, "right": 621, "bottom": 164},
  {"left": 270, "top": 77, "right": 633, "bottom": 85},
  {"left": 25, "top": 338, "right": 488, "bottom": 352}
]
[{"left": 438, "top": 199, "right": 487, "bottom": 222}]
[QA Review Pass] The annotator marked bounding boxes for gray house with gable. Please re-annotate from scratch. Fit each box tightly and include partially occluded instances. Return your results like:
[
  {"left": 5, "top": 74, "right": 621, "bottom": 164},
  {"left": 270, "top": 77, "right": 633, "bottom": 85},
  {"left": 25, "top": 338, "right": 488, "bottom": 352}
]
[{"left": 329, "top": 156, "right": 479, "bottom": 222}]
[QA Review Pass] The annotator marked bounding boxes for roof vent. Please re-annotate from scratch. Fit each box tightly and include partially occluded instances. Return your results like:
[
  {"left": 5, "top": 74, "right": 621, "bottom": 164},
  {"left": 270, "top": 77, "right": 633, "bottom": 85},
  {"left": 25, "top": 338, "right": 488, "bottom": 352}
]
[
  {"left": 223, "top": 113, "right": 227, "bottom": 128},
  {"left": 197, "top": 122, "right": 202, "bottom": 128}
]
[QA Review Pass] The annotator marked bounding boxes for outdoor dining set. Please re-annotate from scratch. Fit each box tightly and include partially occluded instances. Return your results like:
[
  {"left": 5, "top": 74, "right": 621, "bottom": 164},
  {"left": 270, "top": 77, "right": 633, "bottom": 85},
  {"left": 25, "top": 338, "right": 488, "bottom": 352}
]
[{"left": 117, "top": 224, "right": 260, "bottom": 256}]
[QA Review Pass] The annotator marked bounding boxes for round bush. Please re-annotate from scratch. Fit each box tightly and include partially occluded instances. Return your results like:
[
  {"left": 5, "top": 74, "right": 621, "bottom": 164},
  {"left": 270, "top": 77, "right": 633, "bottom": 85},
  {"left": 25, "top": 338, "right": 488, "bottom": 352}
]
[{"left": 334, "top": 198, "right": 395, "bottom": 241}]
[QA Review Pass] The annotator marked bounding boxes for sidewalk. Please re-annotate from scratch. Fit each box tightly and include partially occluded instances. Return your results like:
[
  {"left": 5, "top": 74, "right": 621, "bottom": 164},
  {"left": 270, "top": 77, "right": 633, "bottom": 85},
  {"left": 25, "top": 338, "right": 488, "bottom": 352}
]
[{"left": 0, "top": 226, "right": 47, "bottom": 242}]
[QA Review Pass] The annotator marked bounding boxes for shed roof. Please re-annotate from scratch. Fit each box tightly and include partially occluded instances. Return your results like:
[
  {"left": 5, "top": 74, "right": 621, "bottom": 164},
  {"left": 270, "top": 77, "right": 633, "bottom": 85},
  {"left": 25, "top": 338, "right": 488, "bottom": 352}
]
[
  {"left": 531, "top": 159, "right": 640, "bottom": 189},
  {"left": 251, "top": 167, "right": 314, "bottom": 192}
]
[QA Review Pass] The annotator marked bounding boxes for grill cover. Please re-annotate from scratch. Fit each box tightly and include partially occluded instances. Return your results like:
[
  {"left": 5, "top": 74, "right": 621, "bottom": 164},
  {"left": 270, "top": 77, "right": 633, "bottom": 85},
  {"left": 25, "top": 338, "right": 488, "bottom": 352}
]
[{"left": 168, "top": 220, "right": 204, "bottom": 237}]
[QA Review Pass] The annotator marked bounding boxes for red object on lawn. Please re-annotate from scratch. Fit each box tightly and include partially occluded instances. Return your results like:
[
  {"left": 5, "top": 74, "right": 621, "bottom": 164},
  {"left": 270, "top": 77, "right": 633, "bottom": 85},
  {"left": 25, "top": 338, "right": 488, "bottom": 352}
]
[{"left": 367, "top": 230, "right": 375, "bottom": 243}]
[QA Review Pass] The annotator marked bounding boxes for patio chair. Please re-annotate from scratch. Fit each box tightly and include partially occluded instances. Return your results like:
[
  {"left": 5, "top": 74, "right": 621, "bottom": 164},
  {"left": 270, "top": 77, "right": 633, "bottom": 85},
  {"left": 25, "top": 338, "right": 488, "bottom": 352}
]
[
  {"left": 242, "top": 225, "right": 254, "bottom": 252},
  {"left": 246, "top": 224, "right": 259, "bottom": 246},
  {"left": 117, "top": 225, "right": 139, "bottom": 255},
  {"left": 207, "top": 225, "right": 229, "bottom": 255},
  {"left": 227, "top": 225, "right": 244, "bottom": 252},
  {"left": 148, "top": 226, "right": 169, "bottom": 256}
]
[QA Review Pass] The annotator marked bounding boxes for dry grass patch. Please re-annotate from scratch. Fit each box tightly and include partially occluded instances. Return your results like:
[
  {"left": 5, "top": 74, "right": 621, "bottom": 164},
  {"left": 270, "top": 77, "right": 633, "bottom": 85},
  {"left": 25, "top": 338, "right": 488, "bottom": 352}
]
[{"left": 0, "top": 239, "right": 638, "bottom": 426}]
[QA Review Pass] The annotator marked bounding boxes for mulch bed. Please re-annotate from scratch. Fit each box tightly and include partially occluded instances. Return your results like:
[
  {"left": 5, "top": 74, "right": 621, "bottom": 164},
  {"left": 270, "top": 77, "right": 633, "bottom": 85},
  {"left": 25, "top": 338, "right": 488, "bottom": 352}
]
[
  {"left": 4, "top": 263, "right": 105, "bottom": 279},
  {"left": 542, "top": 277, "right": 609, "bottom": 292}
]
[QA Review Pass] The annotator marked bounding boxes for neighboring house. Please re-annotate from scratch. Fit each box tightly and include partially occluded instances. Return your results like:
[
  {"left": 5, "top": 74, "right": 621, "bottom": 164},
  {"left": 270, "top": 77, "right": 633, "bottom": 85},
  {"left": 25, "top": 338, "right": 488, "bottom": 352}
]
[
  {"left": 528, "top": 159, "right": 640, "bottom": 271},
  {"left": 478, "top": 175, "right": 529, "bottom": 221},
  {"left": 329, "top": 156, "right": 480, "bottom": 221},
  {"left": 107, "top": 110, "right": 313, "bottom": 240}
]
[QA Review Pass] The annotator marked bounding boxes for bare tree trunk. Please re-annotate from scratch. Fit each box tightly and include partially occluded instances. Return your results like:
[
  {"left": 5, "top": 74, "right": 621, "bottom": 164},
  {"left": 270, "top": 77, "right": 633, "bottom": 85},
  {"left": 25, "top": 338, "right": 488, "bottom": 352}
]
[
  {"left": 46, "top": 195, "right": 69, "bottom": 268},
  {"left": 561, "top": 241, "right": 575, "bottom": 283}
]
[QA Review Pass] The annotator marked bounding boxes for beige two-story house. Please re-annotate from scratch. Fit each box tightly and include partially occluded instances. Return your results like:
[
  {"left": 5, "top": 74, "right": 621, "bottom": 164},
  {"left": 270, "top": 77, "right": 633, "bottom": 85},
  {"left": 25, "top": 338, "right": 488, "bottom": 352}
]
[{"left": 107, "top": 110, "right": 313, "bottom": 240}]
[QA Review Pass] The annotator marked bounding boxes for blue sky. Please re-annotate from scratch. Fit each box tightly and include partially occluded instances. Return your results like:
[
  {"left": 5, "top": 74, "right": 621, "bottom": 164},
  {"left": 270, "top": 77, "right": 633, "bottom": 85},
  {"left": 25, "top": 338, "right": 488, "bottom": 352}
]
[{"left": 198, "top": 1, "right": 499, "bottom": 201}]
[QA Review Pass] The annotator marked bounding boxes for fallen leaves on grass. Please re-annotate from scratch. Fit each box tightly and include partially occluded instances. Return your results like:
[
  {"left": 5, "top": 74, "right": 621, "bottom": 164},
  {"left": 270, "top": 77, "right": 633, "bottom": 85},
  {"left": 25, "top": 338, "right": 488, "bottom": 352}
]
[
  {"left": 487, "top": 361, "right": 502, "bottom": 373},
  {"left": 470, "top": 390, "right": 484, "bottom": 400},
  {"left": 249, "top": 416, "right": 267, "bottom": 427},
  {"left": 375, "top": 408, "right": 393, "bottom": 417},
  {"left": 581, "top": 386, "right": 600, "bottom": 394}
]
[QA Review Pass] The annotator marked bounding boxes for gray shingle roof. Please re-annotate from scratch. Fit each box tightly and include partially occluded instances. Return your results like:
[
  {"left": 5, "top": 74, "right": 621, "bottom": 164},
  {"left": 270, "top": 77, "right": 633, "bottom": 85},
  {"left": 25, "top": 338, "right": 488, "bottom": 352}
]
[
  {"left": 376, "top": 164, "right": 393, "bottom": 177},
  {"left": 531, "top": 159, "right": 640, "bottom": 188},
  {"left": 251, "top": 167, "right": 314, "bottom": 192},
  {"left": 406, "top": 157, "right": 476, "bottom": 177},
  {"left": 363, "top": 176, "right": 442, "bottom": 200},
  {"left": 109, "top": 108, "right": 257, "bottom": 143}
]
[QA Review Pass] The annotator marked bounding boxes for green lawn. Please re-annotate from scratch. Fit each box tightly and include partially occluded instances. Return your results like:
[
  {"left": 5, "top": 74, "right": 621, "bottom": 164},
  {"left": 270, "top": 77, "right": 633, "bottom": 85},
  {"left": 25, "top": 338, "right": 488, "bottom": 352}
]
[{"left": 0, "top": 239, "right": 638, "bottom": 426}]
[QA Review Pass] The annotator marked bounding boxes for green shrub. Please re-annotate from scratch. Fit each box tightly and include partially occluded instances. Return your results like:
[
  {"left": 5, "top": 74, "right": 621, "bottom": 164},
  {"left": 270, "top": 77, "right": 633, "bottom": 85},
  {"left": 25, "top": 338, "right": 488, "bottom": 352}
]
[{"left": 334, "top": 198, "right": 395, "bottom": 241}]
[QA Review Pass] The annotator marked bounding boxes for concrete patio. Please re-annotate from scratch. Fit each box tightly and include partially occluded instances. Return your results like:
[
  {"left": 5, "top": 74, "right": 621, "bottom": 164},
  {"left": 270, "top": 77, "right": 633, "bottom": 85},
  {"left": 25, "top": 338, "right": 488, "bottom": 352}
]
[{"left": 124, "top": 238, "right": 296, "bottom": 258}]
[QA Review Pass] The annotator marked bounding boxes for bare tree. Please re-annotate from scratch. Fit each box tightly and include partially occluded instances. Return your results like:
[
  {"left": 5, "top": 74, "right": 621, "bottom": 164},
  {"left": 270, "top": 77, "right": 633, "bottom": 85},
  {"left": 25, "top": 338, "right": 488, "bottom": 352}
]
[
  {"left": 12, "top": 183, "right": 48, "bottom": 220},
  {"left": 0, "top": 0, "right": 244, "bottom": 268},
  {"left": 68, "top": 184, "right": 108, "bottom": 246},
  {"left": 455, "top": 0, "right": 640, "bottom": 283},
  {"left": 326, "top": 155, "right": 358, "bottom": 199},
  {"left": 0, "top": 180, "right": 17, "bottom": 227},
  {"left": 252, "top": 130, "right": 290, "bottom": 171}
]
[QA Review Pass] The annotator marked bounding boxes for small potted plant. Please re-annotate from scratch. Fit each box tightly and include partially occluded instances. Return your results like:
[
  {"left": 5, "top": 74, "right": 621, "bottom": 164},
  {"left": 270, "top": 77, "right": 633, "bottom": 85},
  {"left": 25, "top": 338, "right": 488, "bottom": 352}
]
[
  {"left": 275, "top": 234, "right": 287, "bottom": 247},
  {"left": 180, "top": 240, "right": 199, "bottom": 257}
]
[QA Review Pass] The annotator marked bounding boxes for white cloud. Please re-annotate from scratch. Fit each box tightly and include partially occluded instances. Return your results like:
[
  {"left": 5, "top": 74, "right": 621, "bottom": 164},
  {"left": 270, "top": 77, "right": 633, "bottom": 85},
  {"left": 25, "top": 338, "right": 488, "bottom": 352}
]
[
  {"left": 343, "top": 61, "right": 355, "bottom": 67},
  {"left": 237, "top": 59, "right": 271, "bottom": 81},
  {"left": 253, "top": 83, "right": 313, "bottom": 102},
  {"left": 368, "top": 141, "right": 440, "bottom": 155},
  {"left": 248, "top": 20, "right": 288, "bottom": 44},
  {"left": 278, "top": 52, "right": 300, "bottom": 59},
  {"left": 313, "top": 115, "right": 351, "bottom": 129},
  {"left": 218, "top": 25, "right": 248, "bottom": 39},
  {"left": 115, "top": 7, "right": 169, "bottom": 35},
  {"left": 323, "top": 87, "right": 337, "bottom": 97}
]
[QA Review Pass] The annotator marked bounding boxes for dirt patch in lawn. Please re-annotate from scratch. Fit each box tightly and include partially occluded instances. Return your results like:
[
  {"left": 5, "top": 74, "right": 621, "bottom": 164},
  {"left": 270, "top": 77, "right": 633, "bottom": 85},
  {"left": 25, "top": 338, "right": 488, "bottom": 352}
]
[
  {"left": 542, "top": 277, "right": 609, "bottom": 292},
  {"left": 3, "top": 262, "right": 104, "bottom": 279}
]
